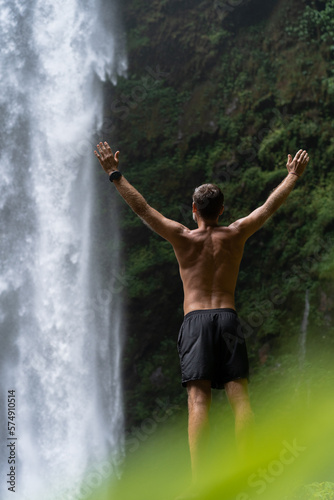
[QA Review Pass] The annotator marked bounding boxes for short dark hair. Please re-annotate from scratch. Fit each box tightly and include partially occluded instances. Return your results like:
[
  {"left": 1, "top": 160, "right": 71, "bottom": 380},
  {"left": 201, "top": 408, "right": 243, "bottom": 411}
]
[{"left": 192, "top": 183, "right": 224, "bottom": 219}]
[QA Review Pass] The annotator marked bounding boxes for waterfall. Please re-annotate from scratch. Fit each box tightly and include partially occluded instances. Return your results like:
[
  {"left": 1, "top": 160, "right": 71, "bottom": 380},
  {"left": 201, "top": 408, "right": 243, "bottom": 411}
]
[{"left": 0, "top": 1, "right": 127, "bottom": 499}]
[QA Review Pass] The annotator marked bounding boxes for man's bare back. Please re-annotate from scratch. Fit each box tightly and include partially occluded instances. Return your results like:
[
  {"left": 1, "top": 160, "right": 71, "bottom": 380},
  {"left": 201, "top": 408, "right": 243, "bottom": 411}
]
[{"left": 172, "top": 224, "right": 245, "bottom": 314}]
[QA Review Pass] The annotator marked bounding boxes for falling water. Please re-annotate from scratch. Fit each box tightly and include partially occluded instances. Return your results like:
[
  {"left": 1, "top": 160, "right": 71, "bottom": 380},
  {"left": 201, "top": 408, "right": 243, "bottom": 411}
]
[{"left": 0, "top": 1, "right": 127, "bottom": 499}]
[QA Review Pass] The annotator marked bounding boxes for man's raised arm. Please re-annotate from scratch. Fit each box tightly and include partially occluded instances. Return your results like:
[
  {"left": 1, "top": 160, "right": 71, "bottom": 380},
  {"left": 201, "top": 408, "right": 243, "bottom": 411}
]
[
  {"left": 231, "top": 149, "right": 309, "bottom": 241},
  {"left": 94, "top": 142, "right": 188, "bottom": 244}
]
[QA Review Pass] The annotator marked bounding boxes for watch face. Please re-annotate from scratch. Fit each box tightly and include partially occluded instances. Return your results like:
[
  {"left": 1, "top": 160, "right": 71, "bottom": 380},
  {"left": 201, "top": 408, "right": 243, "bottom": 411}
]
[{"left": 110, "top": 171, "right": 122, "bottom": 181}]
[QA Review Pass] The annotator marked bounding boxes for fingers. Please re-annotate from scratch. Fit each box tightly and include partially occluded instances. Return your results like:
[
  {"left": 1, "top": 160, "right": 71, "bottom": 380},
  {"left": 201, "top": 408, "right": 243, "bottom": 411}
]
[
  {"left": 293, "top": 149, "right": 303, "bottom": 161},
  {"left": 94, "top": 150, "right": 102, "bottom": 164},
  {"left": 293, "top": 149, "right": 309, "bottom": 163},
  {"left": 298, "top": 150, "right": 309, "bottom": 164},
  {"left": 105, "top": 142, "right": 112, "bottom": 153},
  {"left": 96, "top": 142, "right": 106, "bottom": 156},
  {"left": 95, "top": 141, "right": 113, "bottom": 159},
  {"left": 304, "top": 154, "right": 310, "bottom": 165}
]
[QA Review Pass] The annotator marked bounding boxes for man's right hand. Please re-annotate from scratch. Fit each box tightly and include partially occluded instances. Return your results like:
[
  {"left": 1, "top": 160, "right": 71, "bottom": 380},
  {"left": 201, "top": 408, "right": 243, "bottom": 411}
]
[
  {"left": 94, "top": 142, "right": 120, "bottom": 175},
  {"left": 286, "top": 149, "right": 309, "bottom": 177}
]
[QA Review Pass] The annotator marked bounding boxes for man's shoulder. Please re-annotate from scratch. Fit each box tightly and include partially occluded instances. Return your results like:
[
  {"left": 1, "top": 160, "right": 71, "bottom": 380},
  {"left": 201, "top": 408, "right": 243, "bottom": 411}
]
[
  {"left": 226, "top": 219, "right": 246, "bottom": 235},
  {"left": 214, "top": 224, "right": 240, "bottom": 236}
]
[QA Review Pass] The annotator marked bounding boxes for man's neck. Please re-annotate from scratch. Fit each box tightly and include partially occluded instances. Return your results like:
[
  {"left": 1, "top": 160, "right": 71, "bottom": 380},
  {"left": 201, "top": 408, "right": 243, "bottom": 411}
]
[{"left": 196, "top": 218, "right": 219, "bottom": 229}]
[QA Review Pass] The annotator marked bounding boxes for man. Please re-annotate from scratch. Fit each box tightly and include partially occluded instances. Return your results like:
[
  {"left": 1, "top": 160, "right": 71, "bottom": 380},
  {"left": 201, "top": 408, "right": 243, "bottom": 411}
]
[{"left": 94, "top": 143, "right": 309, "bottom": 489}]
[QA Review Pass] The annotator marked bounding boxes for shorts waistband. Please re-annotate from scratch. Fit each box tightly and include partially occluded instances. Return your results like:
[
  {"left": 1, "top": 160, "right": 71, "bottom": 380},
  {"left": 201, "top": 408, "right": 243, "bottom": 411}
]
[{"left": 184, "top": 308, "right": 237, "bottom": 320}]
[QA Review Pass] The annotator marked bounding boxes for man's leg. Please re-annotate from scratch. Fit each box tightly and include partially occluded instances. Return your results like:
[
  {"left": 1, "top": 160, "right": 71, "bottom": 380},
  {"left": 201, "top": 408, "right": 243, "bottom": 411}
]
[
  {"left": 187, "top": 379, "right": 212, "bottom": 483},
  {"left": 224, "top": 378, "right": 254, "bottom": 458}
]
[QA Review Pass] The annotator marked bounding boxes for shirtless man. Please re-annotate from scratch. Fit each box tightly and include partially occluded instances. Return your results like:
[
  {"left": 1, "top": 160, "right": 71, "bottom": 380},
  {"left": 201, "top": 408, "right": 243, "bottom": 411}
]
[{"left": 94, "top": 142, "right": 309, "bottom": 488}]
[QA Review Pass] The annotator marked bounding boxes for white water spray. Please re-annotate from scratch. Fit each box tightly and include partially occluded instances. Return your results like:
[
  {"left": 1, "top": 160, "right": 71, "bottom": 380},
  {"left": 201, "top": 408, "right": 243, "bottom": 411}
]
[{"left": 0, "top": 1, "right": 127, "bottom": 498}]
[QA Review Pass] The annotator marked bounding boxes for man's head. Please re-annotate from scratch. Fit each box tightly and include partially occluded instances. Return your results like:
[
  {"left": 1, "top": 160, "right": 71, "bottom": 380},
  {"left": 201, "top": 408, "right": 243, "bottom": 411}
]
[{"left": 192, "top": 183, "right": 224, "bottom": 223}]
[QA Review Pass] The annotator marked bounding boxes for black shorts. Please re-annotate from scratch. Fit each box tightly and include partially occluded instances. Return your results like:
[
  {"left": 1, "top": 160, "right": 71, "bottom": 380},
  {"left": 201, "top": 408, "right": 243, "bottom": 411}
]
[{"left": 177, "top": 308, "right": 249, "bottom": 389}]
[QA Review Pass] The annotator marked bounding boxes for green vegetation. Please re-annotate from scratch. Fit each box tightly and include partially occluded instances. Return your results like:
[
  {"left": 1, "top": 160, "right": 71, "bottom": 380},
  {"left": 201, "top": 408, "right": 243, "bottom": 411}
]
[
  {"left": 292, "top": 482, "right": 334, "bottom": 500},
  {"left": 80, "top": 359, "right": 334, "bottom": 499},
  {"left": 285, "top": 0, "right": 334, "bottom": 44}
]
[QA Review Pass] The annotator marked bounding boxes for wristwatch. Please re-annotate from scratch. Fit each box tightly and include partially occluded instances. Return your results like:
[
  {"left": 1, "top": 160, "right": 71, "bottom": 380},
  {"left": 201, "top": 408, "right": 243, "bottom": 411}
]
[{"left": 109, "top": 170, "right": 122, "bottom": 182}]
